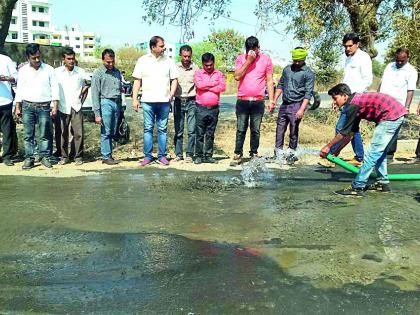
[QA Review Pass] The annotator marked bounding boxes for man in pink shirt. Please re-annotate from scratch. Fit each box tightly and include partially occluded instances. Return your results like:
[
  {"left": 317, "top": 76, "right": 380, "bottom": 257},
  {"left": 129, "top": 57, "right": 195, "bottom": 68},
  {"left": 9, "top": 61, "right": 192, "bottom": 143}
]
[
  {"left": 194, "top": 52, "right": 226, "bottom": 164},
  {"left": 231, "top": 36, "right": 275, "bottom": 166}
]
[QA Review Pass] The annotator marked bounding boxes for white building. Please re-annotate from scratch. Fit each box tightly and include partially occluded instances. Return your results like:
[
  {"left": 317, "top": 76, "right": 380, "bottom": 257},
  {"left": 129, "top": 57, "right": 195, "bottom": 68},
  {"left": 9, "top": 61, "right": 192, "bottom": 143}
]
[
  {"left": 51, "top": 25, "right": 96, "bottom": 59},
  {"left": 7, "top": 0, "right": 52, "bottom": 45},
  {"left": 6, "top": 0, "right": 96, "bottom": 59}
]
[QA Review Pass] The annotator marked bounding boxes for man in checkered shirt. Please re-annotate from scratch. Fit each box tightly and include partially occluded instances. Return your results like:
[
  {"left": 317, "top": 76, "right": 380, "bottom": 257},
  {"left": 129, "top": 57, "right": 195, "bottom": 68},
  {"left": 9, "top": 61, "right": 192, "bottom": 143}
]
[{"left": 320, "top": 83, "right": 407, "bottom": 197}]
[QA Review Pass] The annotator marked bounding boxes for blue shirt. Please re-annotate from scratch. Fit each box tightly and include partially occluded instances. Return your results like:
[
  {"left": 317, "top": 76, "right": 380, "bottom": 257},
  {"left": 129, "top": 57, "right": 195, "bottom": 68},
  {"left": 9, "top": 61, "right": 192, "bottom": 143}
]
[{"left": 278, "top": 64, "right": 315, "bottom": 104}]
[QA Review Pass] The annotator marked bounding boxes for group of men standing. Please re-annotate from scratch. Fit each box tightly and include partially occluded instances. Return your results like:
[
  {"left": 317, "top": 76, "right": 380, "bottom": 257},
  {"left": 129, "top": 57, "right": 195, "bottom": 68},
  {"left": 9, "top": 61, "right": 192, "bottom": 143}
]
[
  {"left": 0, "top": 44, "right": 88, "bottom": 169},
  {"left": 126, "top": 35, "right": 315, "bottom": 167},
  {"left": 0, "top": 33, "right": 418, "bottom": 178}
]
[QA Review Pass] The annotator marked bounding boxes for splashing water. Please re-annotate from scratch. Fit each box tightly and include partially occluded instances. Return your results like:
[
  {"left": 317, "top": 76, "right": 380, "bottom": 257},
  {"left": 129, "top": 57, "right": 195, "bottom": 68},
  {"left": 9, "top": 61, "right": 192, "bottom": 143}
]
[
  {"left": 240, "top": 151, "right": 272, "bottom": 187},
  {"left": 275, "top": 147, "right": 320, "bottom": 167}
]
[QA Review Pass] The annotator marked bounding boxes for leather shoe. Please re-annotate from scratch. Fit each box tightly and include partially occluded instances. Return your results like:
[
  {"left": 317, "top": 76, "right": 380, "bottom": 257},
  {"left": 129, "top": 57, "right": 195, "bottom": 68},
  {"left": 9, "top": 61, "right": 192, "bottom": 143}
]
[
  {"left": 102, "top": 158, "right": 121, "bottom": 165},
  {"left": 22, "top": 158, "right": 34, "bottom": 170},
  {"left": 41, "top": 157, "right": 53, "bottom": 168},
  {"left": 3, "top": 159, "right": 14, "bottom": 166}
]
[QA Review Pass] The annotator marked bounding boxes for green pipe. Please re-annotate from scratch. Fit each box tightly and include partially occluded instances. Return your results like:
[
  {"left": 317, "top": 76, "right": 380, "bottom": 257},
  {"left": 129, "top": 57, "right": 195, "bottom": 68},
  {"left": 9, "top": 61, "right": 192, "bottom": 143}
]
[{"left": 326, "top": 154, "right": 420, "bottom": 181}]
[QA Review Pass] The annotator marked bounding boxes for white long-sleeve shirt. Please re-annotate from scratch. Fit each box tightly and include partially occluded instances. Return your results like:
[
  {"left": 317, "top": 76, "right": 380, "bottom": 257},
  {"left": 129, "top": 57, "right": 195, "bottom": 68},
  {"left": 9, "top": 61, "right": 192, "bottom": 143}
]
[
  {"left": 55, "top": 65, "right": 90, "bottom": 114},
  {"left": 379, "top": 62, "right": 418, "bottom": 107},
  {"left": 15, "top": 62, "right": 59, "bottom": 103},
  {"left": 342, "top": 48, "right": 373, "bottom": 93},
  {"left": 0, "top": 54, "right": 18, "bottom": 106}
]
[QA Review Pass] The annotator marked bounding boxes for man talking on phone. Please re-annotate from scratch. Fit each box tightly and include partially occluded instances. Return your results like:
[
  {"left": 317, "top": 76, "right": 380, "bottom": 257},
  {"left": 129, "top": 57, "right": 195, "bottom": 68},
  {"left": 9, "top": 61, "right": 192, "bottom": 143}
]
[{"left": 230, "top": 36, "right": 275, "bottom": 166}]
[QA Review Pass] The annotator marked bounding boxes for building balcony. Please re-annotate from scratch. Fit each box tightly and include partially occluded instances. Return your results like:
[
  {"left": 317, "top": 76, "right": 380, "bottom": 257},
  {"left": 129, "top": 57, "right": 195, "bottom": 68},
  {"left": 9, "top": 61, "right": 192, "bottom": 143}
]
[
  {"left": 34, "top": 38, "right": 50, "bottom": 45},
  {"left": 30, "top": 12, "right": 51, "bottom": 22}
]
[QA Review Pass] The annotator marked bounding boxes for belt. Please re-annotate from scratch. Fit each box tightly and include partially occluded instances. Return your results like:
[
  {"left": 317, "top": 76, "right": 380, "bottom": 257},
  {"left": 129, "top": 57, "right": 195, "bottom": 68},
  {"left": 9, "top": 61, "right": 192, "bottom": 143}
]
[
  {"left": 23, "top": 100, "right": 50, "bottom": 107},
  {"left": 237, "top": 96, "right": 265, "bottom": 101},
  {"left": 175, "top": 96, "right": 196, "bottom": 101},
  {"left": 197, "top": 104, "right": 219, "bottom": 110}
]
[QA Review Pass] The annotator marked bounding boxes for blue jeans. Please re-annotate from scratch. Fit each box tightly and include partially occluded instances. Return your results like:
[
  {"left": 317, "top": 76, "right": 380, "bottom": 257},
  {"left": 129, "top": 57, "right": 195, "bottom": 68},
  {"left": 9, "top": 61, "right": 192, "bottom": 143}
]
[
  {"left": 100, "top": 99, "right": 120, "bottom": 159},
  {"left": 22, "top": 102, "right": 52, "bottom": 159},
  {"left": 173, "top": 98, "right": 196, "bottom": 157},
  {"left": 352, "top": 117, "right": 404, "bottom": 189},
  {"left": 143, "top": 102, "right": 170, "bottom": 160},
  {"left": 330, "top": 108, "right": 364, "bottom": 161}
]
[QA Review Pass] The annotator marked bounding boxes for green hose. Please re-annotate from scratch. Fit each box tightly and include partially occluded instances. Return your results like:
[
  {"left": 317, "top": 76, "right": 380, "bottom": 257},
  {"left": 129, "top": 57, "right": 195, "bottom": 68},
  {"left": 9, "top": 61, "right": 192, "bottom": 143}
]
[{"left": 326, "top": 154, "right": 420, "bottom": 181}]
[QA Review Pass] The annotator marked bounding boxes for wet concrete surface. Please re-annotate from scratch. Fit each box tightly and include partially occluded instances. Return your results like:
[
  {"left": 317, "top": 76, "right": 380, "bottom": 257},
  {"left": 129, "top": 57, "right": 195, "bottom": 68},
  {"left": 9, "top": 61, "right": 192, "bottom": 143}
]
[{"left": 1, "top": 166, "right": 420, "bottom": 313}]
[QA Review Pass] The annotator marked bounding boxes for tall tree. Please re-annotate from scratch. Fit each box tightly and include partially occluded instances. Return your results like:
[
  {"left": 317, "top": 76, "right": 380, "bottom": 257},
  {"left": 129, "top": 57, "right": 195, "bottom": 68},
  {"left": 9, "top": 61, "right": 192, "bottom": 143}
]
[
  {"left": 0, "top": 0, "right": 17, "bottom": 51},
  {"left": 141, "top": 0, "right": 410, "bottom": 58},
  {"left": 386, "top": 0, "right": 420, "bottom": 71}
]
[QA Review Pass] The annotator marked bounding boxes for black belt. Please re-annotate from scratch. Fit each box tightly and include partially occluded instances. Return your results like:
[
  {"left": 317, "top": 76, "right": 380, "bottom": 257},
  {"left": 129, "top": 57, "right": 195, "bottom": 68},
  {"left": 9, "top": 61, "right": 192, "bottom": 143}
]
[
  {"left": 197, "top": 104, "right": 219, "bottom": 110},
  {"left": 176, "top": 96, "right": 196, "bottom": 101}
]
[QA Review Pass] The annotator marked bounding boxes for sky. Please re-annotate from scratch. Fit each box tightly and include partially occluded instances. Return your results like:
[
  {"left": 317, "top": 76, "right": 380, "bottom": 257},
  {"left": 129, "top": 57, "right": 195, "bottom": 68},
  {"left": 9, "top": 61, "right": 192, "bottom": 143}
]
[
  {"left": 50, "top": 0, "right": 387, "bottom": 62},
  {"left": 50, "top": 0, "right": 299, "bottom": 61}
]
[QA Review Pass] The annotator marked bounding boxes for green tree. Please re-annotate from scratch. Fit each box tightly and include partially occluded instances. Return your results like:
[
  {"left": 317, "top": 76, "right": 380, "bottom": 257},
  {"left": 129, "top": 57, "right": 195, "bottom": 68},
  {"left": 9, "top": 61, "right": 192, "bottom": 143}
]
[
  {"left": 116, "top": 46, "right": 146, "bottom": 80},
  {"left": 207, "top": 29, "right": 245, "bottom": 71},
  {"left": 386, "top": 0, "right": 420, "bottom": 72},
  {"left": 0, "top": 0, "right": 17, "bottom": 51}
]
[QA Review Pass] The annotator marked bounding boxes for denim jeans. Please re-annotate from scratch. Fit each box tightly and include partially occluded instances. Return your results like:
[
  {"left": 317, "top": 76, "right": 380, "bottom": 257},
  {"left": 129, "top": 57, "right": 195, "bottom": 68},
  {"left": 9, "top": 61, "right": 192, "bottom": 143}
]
[
  {"left": 143, "top": 102, "right": 170, "bottom": 160},
  {"left": 330, "top": 108, "right": 364, "bottom": 161},
  {"left": 22, "top": 102, "right": 52, "bottom": 159},
  {"left": 100, "top": 99, "right": 120, "bottom": 159},
  {"left": 352, "top": 117, "right": 404, "bottom": 189},
  {"left": 0, "top": 104, "right": 13, "bottom": 160},
  {"left": 234, "top": 99, "right": 265, "bottom": 156},
  {"left": 275, "top": 102, "right": 302, "bottom": 150},
  {"left": 173, "top": 98, "right": 196, "bottom": 157},
  {"left": 195, "top": 105, "right": 219, "bottom": 158}
]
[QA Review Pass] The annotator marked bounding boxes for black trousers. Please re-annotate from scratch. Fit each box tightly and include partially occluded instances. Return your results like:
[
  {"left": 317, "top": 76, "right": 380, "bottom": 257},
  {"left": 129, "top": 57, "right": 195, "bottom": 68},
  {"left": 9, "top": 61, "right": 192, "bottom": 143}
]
[
  {"left": 415, "top": 130, "right": 420, "bottom": 158},
  {"left": 195, "top": 105, "right": 219, "bottom": 158},
  {"left": 0, "top": 105, "right": 13, "bottom": 160},
  {"left": 234, "top": 100, "right": 265, "bottom": 156}
]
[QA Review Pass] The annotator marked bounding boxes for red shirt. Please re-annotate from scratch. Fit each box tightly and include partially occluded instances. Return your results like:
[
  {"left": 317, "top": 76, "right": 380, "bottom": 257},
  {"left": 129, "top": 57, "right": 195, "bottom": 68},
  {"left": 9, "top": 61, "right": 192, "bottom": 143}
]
[
  {"left": 194, "top": 69, "right": 226, "bottom": 106},
  {"left": 340, "top": 92, "right": 408, "bottom": 136},
  {"left": 235, "top": 53, "right": 273, "bottom": 98}
]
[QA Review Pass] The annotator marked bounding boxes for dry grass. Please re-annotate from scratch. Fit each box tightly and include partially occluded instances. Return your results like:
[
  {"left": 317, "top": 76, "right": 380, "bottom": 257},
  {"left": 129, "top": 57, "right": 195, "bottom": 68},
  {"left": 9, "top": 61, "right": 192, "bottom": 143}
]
[{"left": 12, "top": 108, "right": 419, "bottom": 161}]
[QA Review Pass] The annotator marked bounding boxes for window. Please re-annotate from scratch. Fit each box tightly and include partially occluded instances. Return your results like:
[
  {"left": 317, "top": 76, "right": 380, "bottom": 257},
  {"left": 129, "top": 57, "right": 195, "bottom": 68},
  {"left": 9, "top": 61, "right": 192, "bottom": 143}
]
[
  {"left": 75, "top": 45, "right": 80, "bottom": 48},
  {"left": 65, "top": 36, "right": 69, "bottom": 40},
  {"left": 32, "top": 21, "right": 37, "bottom": 26},
  {"left": 75, "top": 37, "right": 80, "bottom": 41},
  {"left": 12, "top": 33, "right": 18, "bottom": 40},
  {"left": 40, "top": 35, "right": 46, "bottom": 39},
  {"left": 39, "top": 21, "right": 45, "bottom": 27},
  {"left": 32, "top": 6, "right": 36, "bottom": 12},
  {"left": 38, "top": 7, "right": 45, "bottom": 13}
]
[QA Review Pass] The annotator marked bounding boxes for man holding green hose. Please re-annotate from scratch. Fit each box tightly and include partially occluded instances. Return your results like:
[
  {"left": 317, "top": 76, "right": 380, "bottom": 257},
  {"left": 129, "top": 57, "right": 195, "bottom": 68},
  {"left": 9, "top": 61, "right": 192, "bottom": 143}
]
[{"left": 320, "top": 83, "right": 408, "bottom": 197}]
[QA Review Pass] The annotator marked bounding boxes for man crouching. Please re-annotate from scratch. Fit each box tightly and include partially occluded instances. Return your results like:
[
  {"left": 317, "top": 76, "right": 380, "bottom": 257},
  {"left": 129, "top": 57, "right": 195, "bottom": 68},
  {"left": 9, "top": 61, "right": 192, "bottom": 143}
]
[{"left": 320, "top": 83, "right": 407, "bottom": 197}]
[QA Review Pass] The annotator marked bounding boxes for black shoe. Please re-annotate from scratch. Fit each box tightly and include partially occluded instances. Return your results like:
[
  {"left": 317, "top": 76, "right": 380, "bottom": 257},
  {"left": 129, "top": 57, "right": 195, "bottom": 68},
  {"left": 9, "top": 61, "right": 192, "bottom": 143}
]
[
  {"left": 41, "top": 157, "right": 53, "bottom": 168},
  {"left": 102, "top": 158, "right": 121, "bottom": 165},
  {"left": 204, "top": 157, "right": 217, "bottom": 164},
  {"left": 22, "top": 158, "right": 34, "bottom": 170},
  {"left": 366, "top": 182, "right": 391, "bottom": 193},
  {"left": 334, "top": 186, "right": 364, "bottom": 197},
  {"left": 58, "top": 157, "right": 70, "bottom": 165},
  {"left": 194, "top": 157, "right": 203, "bottom": 164},
  {"left": 286, "top": 154, "right": 299, "bottom": 165},
  {"left": 3, "top": 158, "right": 14, "bottom": 166},
  {"left": 74, "top": 158, "right": 84, "bottom": 166}
]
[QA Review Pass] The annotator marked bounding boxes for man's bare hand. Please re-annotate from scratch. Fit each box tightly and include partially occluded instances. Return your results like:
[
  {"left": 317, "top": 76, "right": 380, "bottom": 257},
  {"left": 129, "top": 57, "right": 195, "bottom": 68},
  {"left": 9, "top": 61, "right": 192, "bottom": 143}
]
[
  {"left": 247, "top": 50, "right": 257, "bottom": 63},
  {"left": 132, "top": 99, "right": 141, "bottom": 112}
]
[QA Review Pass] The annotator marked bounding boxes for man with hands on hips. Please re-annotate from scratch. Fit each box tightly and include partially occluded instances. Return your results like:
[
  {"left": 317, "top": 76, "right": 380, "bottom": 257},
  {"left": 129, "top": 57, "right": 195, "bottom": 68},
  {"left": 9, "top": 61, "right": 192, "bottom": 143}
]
[{"left": 132, "top": 35, "right": 178, "bottom": 166}]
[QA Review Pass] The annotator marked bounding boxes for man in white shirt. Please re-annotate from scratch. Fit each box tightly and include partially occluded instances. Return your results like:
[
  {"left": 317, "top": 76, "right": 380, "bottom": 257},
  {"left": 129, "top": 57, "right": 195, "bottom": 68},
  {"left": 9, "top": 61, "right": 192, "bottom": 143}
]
[
  {"left": 132, "top": 36, "right": 178, "bottom": 166},
  {"left": 15, "top": 43, "right": 59, "bottom": 170},
  {"left": 329, "top": 33, "right": 372, "bottom": 166},
  {"left": 379, "top": 48, "right": 418, "bottom": 160},
  {"left": 0, "top": 53, "right": 18, "bottom": 166},
  {"left": 55, "top": 47, "right": 90, "bottom": 165}
]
